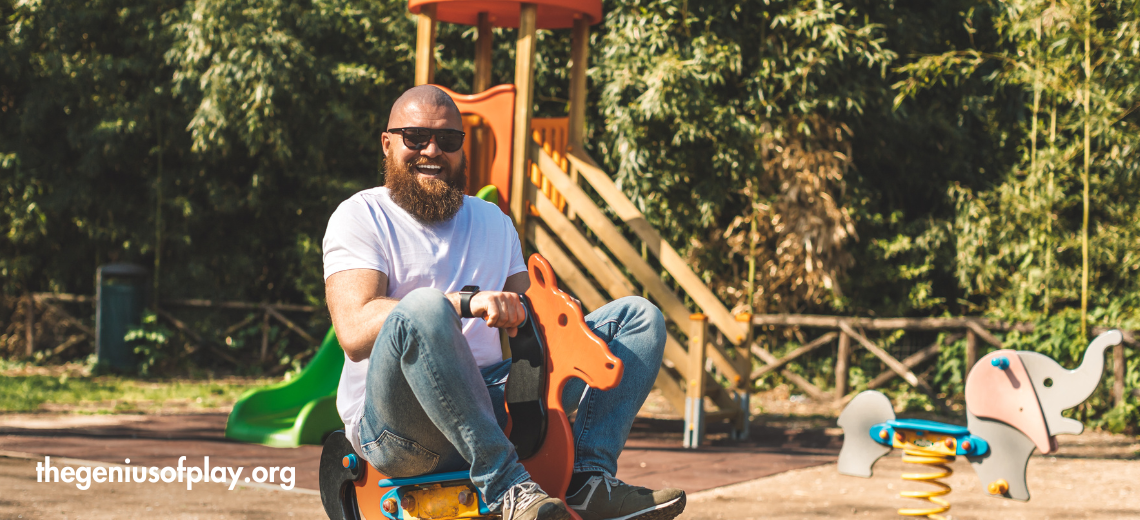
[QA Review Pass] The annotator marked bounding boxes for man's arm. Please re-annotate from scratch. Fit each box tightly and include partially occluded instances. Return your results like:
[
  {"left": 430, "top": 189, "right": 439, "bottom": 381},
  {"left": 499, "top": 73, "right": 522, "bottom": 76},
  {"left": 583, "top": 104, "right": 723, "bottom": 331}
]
[
  {"left": 326, "top": 269, "right": 396, "bottom": 362},
  {"left": 327, "top": 269, "right": 533, "bottom": 362}
]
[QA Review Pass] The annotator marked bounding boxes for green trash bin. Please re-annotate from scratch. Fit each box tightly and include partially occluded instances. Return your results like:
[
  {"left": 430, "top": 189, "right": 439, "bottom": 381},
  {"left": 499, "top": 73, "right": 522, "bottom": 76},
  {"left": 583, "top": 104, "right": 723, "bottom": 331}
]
[{"left": 95, "top": 263, "right": 149, "bottom": 371}]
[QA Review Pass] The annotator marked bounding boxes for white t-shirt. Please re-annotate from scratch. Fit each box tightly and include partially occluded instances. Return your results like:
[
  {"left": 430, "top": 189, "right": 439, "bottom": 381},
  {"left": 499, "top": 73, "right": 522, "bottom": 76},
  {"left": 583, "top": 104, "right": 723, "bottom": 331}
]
[{"left": 322, "top": 187, "right": 527, "bottom": 453}]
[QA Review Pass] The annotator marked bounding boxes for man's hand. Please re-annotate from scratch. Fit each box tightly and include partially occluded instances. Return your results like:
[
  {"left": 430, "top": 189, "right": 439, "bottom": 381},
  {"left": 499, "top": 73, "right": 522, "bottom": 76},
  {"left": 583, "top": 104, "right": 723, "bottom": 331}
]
[{"left": 468, "top": 291, "right": 526, "bottom": 337}]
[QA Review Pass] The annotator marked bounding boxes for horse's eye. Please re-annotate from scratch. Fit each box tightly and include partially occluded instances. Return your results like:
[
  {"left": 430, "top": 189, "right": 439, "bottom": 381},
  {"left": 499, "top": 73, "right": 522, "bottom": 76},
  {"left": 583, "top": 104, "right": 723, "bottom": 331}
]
[{"left": 558, "top": 314, "right": 568, "bottom": 326}]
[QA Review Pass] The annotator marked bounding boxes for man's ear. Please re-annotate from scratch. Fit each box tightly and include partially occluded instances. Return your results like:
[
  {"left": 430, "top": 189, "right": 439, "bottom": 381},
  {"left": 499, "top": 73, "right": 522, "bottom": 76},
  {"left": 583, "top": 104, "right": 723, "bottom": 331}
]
[{"left": 380, "top": 132, "right": 391, "bottom": 156}]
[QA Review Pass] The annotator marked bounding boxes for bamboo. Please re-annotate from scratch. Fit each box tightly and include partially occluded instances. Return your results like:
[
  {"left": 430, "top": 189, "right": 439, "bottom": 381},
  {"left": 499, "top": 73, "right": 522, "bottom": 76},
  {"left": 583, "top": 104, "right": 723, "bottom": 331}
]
[
  {"left": 1081, "top": 0, "right": 1091, "bottom": 340},
  {"left": 510, "top": 3, "right": 538, "bottom": 238},
  {"left": 414, "top": 4, "right": 437, "bottom": 86}
]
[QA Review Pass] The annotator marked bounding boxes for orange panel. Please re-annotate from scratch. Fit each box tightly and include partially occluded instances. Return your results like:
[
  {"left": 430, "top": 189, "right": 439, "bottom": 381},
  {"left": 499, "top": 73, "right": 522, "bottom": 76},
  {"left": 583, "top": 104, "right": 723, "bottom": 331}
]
[
  {"left": 435, "top": 84, "right": 516, "bottom": 215},
  {"left": 354, "top": 464, "right": 395, "bottom": 520},
  {"left": 409, "top": 0, "right": 602, "bottom": 29},
  {"left": 530, "top": 117, "right": 569, "bottom": 211},
  {"left": 520, "top": 254, "right": 623, "bottom": 511}
]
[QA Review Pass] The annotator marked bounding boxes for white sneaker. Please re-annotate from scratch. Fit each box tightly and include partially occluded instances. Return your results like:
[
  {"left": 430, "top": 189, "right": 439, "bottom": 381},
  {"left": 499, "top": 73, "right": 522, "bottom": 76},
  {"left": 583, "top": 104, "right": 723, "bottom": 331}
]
[{"left": 498, "top": 481, "right": 571, "bottom": 520}]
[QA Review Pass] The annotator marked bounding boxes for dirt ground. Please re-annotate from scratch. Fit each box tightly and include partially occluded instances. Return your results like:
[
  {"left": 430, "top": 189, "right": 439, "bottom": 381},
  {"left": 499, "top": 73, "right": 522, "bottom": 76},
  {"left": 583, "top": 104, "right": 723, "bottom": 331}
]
[
  {"left": 1, "top": 386, "right": 1138, "bottom": 519},
  {"left": 0, "top": 455, "right": 326, "bottom": 520}
]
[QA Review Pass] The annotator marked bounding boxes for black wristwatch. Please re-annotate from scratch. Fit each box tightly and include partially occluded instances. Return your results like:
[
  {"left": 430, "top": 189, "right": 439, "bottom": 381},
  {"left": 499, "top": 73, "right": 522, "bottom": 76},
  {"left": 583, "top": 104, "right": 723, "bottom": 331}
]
[{"left": 460, "top": 285, "right": 480, "bottom": 318}]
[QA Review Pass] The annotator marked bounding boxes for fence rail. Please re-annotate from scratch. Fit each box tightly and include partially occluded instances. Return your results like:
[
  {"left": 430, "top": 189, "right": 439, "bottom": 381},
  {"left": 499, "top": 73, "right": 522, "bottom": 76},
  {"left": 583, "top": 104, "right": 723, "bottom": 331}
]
[
  {"left": 15, "top": 293, "right": 325, "bottom": 370},
  {"left": 745, "top": 313, "right": 1136, "bottom": 409}
]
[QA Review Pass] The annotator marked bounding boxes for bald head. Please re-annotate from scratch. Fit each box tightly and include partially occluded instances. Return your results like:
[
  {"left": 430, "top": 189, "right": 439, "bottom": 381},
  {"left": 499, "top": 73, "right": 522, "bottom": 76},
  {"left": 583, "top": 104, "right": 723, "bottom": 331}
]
[{"left": 387, "top": 85, "right": 463, "bottom": 130}]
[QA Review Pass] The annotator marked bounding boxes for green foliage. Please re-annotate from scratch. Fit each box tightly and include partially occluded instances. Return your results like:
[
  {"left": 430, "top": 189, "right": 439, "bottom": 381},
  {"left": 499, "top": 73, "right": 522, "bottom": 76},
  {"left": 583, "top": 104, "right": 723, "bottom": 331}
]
[{"left": 125, "top": 312, "right": 174, "bottom": 376}]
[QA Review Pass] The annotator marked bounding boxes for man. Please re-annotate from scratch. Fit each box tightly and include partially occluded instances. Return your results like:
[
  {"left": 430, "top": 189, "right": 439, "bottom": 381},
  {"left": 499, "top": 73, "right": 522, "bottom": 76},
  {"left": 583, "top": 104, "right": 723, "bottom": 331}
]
[{"left": 323, "top": 85, "right": 685, "bottom": 520}]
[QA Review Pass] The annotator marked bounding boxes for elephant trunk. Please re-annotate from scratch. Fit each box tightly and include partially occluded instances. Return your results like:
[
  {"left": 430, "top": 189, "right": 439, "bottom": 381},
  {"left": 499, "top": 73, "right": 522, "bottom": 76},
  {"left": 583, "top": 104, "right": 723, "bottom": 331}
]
[{"left": 1065, "top": 330, "right": 1122, "bottom": 403}]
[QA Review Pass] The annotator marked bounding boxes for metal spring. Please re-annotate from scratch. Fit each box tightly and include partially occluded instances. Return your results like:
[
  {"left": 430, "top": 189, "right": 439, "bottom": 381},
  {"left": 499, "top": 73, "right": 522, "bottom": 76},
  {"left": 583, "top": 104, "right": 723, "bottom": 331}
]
[{"left": 898, "top": 448, "right": 954, "bottom": 519}]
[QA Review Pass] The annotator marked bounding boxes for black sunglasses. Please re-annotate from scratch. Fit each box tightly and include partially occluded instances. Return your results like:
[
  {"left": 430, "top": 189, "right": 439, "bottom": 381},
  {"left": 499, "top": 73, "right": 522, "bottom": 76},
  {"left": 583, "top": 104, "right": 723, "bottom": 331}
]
[{"left": 387, "top": 127, "right": 466, "bottom": 153}]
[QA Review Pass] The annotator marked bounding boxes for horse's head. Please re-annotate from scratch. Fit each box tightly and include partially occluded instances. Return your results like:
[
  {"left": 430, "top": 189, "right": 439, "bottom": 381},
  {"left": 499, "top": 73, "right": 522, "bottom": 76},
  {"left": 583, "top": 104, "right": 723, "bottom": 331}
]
[{"left": 524, "top": 254, "right": 623, "bottom": 391}]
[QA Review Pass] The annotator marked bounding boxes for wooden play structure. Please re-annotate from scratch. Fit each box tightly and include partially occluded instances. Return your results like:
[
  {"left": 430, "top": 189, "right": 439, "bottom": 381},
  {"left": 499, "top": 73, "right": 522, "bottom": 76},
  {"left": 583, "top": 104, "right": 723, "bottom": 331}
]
[{"left": 408, "top": 0, "right": 751, "bottom": 448}]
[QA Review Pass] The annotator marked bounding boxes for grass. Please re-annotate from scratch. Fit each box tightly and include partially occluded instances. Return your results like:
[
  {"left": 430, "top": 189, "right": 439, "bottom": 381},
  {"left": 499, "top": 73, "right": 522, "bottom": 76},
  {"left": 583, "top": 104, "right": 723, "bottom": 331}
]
[{"left": 0, "top": 373, "right": 276, "bottom": 413}]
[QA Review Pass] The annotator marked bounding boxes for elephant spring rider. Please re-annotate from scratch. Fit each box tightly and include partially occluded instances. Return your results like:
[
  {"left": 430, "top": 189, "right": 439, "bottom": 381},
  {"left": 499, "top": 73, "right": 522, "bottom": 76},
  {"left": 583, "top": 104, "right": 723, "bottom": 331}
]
[{"left": 836, "top": 330, "right": 1124, "bottom": 519}]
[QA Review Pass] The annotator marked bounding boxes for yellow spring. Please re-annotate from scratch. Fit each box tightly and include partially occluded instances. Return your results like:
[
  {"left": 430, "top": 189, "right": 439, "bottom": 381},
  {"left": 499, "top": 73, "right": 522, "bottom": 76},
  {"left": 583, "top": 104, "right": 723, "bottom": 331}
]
[{"left": 898, "top": 448, "right": 953, "bottom": 519}]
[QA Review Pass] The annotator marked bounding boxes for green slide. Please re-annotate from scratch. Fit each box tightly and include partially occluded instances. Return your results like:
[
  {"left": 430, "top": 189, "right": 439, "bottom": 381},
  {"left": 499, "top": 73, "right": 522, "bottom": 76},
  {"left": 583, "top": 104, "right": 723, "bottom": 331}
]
[{"left": 224, "top": 327, "right": 345, "bottom": 447}]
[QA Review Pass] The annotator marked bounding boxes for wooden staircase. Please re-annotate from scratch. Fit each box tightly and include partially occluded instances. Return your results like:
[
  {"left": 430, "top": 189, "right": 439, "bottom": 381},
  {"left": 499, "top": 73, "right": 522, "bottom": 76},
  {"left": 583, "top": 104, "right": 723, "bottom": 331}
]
[{"left": 521, "top": 120, "right": 752, "bottom": 445}]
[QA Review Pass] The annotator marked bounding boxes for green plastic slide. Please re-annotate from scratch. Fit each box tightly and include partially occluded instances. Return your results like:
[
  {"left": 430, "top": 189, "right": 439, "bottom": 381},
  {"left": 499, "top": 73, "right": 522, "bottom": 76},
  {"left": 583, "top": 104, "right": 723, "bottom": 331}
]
[{"left": 224, "top": 327, "right": 345, "bottom": 447}]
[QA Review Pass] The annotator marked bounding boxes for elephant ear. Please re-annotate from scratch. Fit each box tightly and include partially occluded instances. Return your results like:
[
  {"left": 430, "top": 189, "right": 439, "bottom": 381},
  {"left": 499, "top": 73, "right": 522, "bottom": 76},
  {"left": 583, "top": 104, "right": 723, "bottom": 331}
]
[
  {"left": 965, "top": 350, "right": 1053, "bottom": 454},
  {"left": 837, "top": 391, "right": 895, "bottom": 477}
]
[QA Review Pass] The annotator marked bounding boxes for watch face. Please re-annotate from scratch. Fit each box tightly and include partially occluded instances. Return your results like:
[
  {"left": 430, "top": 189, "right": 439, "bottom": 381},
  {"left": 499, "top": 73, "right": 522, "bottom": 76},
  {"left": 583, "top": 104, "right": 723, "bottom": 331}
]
[{"left": 462, "top": 285, "right": 480, "bottom": 293}]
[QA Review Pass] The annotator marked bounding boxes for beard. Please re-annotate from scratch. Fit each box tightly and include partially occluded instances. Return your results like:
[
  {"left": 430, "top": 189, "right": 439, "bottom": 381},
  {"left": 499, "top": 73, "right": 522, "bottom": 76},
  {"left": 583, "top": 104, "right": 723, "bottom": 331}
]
[{"left": 385, "top": 152, "right": 467, "bottom": 223}]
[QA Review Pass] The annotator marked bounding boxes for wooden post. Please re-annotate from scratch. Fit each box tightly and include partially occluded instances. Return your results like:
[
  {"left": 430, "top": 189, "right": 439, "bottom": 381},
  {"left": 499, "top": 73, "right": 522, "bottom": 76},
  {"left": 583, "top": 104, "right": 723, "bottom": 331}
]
[
  {"left": 684, "top": 314, "right": 708, "bottom": 448},
  {"left": 510, "top": 3, "right": 538, "bottom": 238},
  {"left": 732, "top": 313, "right": 753, "bottom": 440},
  {"left": 260, "top": 308, "right": 270, "bottom": 362},
  {"left": 474, "top": 12, "right": 493, "bottom": 92},
  {"left": 24, "top": 293, "right": 35, "bottom": 357},
  {"left": 835, "top": 330, "right": 851, "bottom": 399},
  {"left": 1114, "top": 342, "right": 1126, "bottom": 407},
  {"left": 966, "top": 328, "right": 978, "bottom": 373},
  {"left": 414, "top": 4, "right": 437, "bottom": 86},
  {"left": 471, "top": 12, "right": 494, "bottom": 197},
  {"left": 565, "top": 16, "right": 589, "bottom": 222},
  {"left": 567, "top": 16, "right": 589, "bottom": 153}
]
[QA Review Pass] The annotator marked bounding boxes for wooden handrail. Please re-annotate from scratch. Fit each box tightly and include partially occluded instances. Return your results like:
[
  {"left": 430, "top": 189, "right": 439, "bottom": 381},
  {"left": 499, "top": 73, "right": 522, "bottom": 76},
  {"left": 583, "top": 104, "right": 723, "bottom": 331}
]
[
  {"left": 564, "top": 150, "right": 749, "bottom": 344},
  {"left": 530, "top": 145, "right": 745, "bottom": 384}
]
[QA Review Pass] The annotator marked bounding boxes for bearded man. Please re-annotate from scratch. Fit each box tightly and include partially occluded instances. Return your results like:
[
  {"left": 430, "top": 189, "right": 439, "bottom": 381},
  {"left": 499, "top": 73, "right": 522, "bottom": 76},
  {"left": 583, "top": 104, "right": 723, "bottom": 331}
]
[{"left": 323, "top": 85, "right": 685, "bottom": 520}]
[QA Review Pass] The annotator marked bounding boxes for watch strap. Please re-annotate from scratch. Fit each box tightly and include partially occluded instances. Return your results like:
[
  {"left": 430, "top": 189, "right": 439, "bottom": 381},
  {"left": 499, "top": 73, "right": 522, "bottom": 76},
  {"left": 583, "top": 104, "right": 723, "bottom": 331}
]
[{"left": 460, "top": 285, "right": 480, "bottom": 318}]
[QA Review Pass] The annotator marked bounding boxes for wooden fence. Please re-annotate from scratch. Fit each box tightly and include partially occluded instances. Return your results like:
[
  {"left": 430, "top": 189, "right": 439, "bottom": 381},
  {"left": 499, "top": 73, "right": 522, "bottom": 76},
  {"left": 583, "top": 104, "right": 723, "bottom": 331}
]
[
  {"left": 16, "top": 293, "right": 324, "bottom": 372},
  {"left": 743, "top": 314, "right": 1135, "bottom": 410}
]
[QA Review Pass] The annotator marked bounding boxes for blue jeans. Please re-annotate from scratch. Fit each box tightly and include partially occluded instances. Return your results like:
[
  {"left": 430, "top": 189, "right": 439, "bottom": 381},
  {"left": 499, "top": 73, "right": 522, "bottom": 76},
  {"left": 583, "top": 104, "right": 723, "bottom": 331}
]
[{"left": 358, "top": 288, "right": 665, "bottom": 508}]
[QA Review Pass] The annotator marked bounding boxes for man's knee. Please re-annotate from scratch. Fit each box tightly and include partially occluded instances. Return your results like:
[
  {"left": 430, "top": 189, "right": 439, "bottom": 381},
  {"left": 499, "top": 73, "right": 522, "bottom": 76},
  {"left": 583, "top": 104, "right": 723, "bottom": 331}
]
[
  {"left": 394, "top": 287, "right": 457, "bottom": 324},
  {"left": 371, "top": 288, "right": 459, "bottom": 358},
  {"left": 613, "top": 296, "right": 666, "bottom": 344}
]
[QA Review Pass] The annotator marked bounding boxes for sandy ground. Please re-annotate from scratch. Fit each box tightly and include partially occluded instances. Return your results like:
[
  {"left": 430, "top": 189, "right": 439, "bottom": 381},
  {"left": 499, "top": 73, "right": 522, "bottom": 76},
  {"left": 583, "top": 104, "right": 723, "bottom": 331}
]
[
  {"left": 2, "top": 384, "right": 1137, "bottom": 519},
  {"left": 0, "top": 456, "right": 325, "bottom": 520},
  {"left": 3, "top": 429, "right": 1138, "bottom": 520},
  {"left": 682, "top": 455, "right": 1140, "bottom": 520}
]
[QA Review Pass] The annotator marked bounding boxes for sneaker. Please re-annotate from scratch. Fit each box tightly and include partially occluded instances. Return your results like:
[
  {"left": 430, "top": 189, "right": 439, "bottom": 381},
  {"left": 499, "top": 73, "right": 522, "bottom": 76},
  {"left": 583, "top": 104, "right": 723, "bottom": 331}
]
[
  {"left": 565, "top": 474, "right": 686, "bottom": 520},
  {"left": 498, "top": 481, "right": 572, "bottom": 520}
]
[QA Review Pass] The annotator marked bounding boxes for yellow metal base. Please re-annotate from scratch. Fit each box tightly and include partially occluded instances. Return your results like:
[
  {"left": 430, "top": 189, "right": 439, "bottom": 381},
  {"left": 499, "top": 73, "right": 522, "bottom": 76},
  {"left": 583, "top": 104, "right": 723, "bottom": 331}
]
[{"left": 400, "top": 482, "right": 491, "bottom": 520}]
